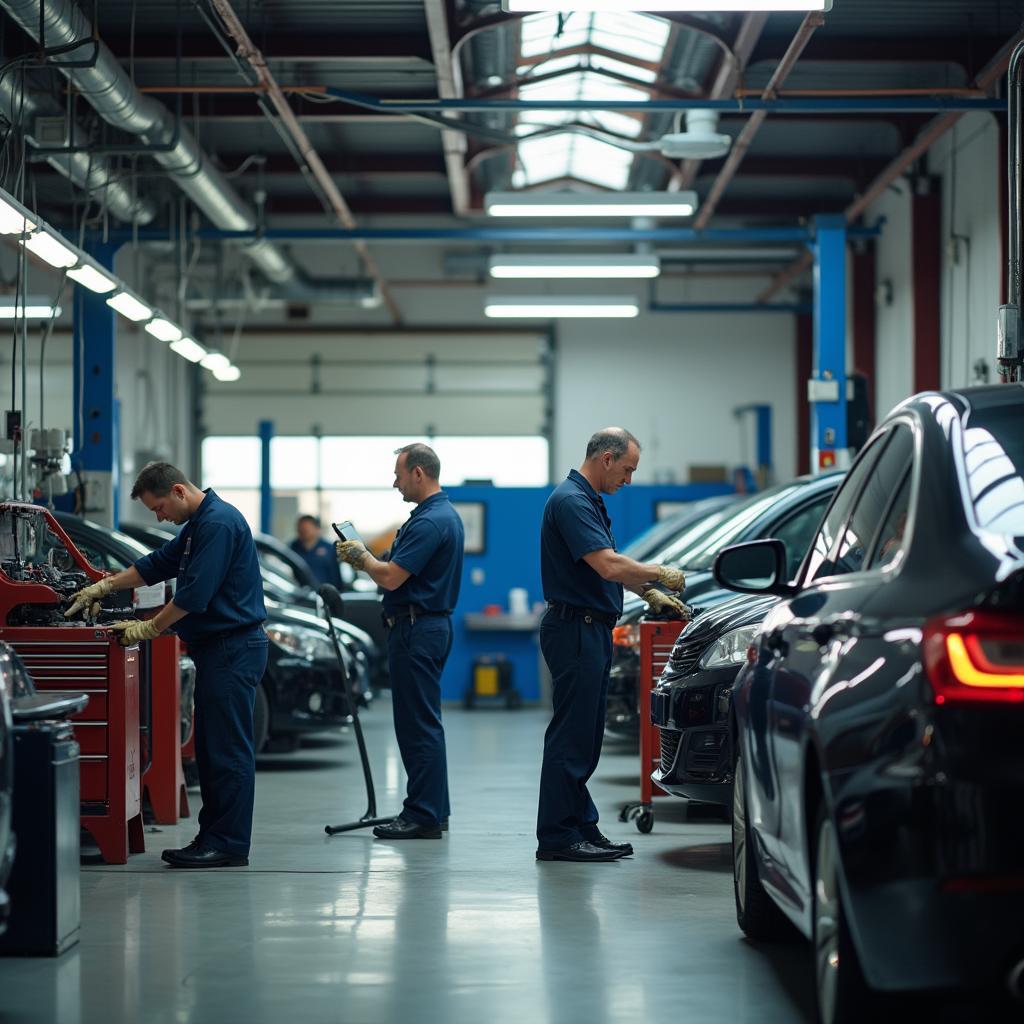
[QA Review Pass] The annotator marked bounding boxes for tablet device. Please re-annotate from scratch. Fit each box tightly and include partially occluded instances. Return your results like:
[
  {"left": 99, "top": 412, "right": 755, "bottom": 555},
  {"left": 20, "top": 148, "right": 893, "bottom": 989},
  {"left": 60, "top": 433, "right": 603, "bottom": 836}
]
[{"left": 332, "top": 520, "right": 363, "bottom": 545}]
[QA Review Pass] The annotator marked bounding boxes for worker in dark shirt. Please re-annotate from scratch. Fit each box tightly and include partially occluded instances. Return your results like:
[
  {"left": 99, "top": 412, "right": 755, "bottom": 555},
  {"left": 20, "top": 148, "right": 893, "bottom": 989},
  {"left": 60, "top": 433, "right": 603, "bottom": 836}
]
[
  {"left": 289, "top": 514, "right": 343, "bottom": 588},
  {"left": 537, "top": 428, "right": 688, "bottom": 863},
  {"left": 65, "top": 462, "right": 267, "bottom": 869},
  {"left": 336, "top": 443, "right": 464, "bottom": 840}
]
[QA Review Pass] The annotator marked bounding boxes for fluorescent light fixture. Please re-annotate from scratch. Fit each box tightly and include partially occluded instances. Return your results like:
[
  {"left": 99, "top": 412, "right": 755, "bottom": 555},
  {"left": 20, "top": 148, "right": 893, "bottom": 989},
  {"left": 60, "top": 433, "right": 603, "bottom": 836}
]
[
  {"left": 200, "top": 352, "right": 231, "bottom": 373},
  {"left": 0, "top": 196, "right": 35, "bottom": 235},
  {"left": 0, "top": 302, "right": 62, "bottom": 319},
  {"left": 169, "top": 337, "right": 207, "bottom": 363},
  {"left": 485, "top": 297, "right": 639, "bottom": 318},
  {"left": 67, "top": 263, "right": 117, "bottom": 294},
  {"left": 22, "top": 229, "right": 78, "bottom": 269},
  {"left": 485, "top": 191, "right": 697, "bottom": 218},
  {"left": 106, "top": 291, "right": 153, "bottom": 322},
  {"left": 212, "top": 363, "right": 242, "bottom": 382},
  {"left": 489, "top": 254, "right": 660, "bottom": 279},
  {"left": 145, "top": 317, "right": 183, "bottom": 343},
  {"left": 504, "top": 1, "right": 830, "bottom": 10}
]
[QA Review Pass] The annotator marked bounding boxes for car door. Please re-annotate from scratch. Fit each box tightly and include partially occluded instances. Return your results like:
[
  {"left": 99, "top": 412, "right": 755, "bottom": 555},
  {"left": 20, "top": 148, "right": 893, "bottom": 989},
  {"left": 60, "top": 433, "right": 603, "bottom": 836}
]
[{"left": 763, "top": 425, "right": 916, "bottom": 907}]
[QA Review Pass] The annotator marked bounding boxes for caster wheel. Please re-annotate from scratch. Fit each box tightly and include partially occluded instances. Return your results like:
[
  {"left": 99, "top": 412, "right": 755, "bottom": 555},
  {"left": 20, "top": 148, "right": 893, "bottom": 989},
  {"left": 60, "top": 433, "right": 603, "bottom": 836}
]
[{"left": 636, "top": 810, "right": 654, "bottom": 833}]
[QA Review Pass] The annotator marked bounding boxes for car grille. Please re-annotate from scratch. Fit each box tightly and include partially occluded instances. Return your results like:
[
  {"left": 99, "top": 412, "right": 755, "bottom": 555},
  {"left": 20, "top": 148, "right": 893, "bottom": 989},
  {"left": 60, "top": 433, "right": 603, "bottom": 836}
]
[
  {"left": 664, "top": 615, "right": 719, "bottom": 679},
  {"left": 659, "top": 727, "right": 682, "bottom": 773}
]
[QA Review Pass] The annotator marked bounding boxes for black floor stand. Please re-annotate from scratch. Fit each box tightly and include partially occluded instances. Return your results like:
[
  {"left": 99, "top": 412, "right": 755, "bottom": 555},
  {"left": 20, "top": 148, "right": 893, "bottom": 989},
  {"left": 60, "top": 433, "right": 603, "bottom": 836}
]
[{"left": 319, "top": 585, "right": 394, "bottom": 835}]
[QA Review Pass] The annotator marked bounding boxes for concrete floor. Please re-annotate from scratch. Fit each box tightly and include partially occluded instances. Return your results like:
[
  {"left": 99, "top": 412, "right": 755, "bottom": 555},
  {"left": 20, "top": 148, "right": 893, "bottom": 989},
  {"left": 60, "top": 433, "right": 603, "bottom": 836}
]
[{"left": 0, "top": 701, "right": 1007, "bottom": 1024}]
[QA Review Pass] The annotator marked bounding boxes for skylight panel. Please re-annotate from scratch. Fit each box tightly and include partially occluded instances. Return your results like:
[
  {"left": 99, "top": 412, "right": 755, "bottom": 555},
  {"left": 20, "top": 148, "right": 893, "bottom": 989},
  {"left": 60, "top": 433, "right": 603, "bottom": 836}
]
[
  {"left": 568, "top": 135, "right": 632, "bottom": 189},
  {"left": 517, "top": 54, "right": 583, "bottom": 79},
  {"left": 589, "top": 54, "right": 658, "bottom": 84},
  {"left": 516, "top": 133, "right": 573, "bottom": 186},
  {"left": 591, "top": 13, "right": 670, "bottom": 63},
  {"left": 591, "top": 111, "right": 642, "bottom": 138},
  {"left": 520, "top": 13, "right": 589, "bottom": 58}
]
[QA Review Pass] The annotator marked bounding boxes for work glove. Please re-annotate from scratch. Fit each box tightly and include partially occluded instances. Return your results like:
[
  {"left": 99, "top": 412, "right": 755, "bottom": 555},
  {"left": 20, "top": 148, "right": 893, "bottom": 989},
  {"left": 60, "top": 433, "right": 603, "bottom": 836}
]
[
  {"left": 65, "top": 577, "right": 114, "bottom": 620},
  {"left": 642, "top": 590, "right": 692, "bottom": 620},
  {"left": 109, "top": 619, "right": 161, "bottom": 647},
  {"left": 656, "top": 565, "right": 685, "bottom": 593},
  {"left": 335, "top": 539, "right": 369, "bottom": 570}
]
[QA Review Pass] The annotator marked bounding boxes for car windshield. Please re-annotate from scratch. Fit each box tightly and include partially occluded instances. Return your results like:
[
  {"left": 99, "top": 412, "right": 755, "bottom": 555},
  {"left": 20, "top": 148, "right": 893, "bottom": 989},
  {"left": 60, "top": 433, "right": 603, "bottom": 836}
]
[
  {"left": 620, "top": 496, "right": 734, "bottom": 560},
  {"left": 653, "top": 482, "right": 808, "bottom": 571},
  {"left": 960, "top": 402, "right": 1024, "bottom": 536}
]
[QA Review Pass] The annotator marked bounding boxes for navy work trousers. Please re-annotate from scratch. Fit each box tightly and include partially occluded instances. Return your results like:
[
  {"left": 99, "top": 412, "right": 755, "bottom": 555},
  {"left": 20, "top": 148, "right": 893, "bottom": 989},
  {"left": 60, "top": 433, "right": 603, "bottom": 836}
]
[
  {"left": 386, "top": 615, "right": 452, "bottom": 826},
  {"left": 188, "top": 626, "right": 268, "bottom": 858},
  {"left": 536, "top": 610, "right": 613, "bottom": 850}
]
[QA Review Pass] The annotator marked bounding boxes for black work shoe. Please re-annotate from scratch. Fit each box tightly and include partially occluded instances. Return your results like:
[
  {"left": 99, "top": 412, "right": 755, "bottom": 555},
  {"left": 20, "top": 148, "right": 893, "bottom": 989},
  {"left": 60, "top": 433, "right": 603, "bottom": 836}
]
[
  {"left": 584, "top": 832, "right": 634, "bottom": 857},
  {"left": 373, "top": 818, "right": 442, "bottom": 840},
  {"left": 536, "top": 841, "right": 624, "bottom": 862},
  {"left": 161, "top": 838, "right": 202, "bottom": 863},
  {"left": 441, "top": 818, "right": 449, "bottom": 832},
  {"left": 163, "top": 844, "right": 248, "bottom": 868}
]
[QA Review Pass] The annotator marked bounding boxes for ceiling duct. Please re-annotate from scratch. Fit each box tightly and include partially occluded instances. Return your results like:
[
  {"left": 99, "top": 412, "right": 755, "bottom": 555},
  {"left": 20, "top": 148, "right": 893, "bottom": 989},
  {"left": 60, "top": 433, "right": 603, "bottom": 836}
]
[
  {"left": 185, "top": 277, "right": 381, "bottom": 313},
  {"left": 0, "top": 0, "right": 294, "bottom": 286}
]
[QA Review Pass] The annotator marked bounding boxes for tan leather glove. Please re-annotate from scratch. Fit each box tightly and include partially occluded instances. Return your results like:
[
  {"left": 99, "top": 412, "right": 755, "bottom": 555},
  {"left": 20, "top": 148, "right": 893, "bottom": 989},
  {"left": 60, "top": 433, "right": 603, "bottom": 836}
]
[
  {"left": 335, "top": 539, "right": 369, "bottom": 570},
  {"left": 110, "top": 619, "right": 161, "bottom": 647},
  {"left": 65, "top": 577, "right": 114, "bottom": 620},
  {"left": 642, "top": 590, "right": 692, "bottom": 619},
  {"left": 656, "top": 565, "right": 685, "bottom": 593}
]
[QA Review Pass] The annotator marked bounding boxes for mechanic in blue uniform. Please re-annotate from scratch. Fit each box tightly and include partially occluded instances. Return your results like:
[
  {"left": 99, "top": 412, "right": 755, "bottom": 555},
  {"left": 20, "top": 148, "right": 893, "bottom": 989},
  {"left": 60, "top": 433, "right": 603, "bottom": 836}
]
[
  {"left": 289, "top": 514, "right": 343, "bottom": 587},
  {"left": 336, "top": 443, "right": 464, "bottom": 840},
  {"left": 536, "top": 428, "right": 688, "bottom": 862},
  {"left": 65, "top": 462, "right": 267, "bottom": 869}
]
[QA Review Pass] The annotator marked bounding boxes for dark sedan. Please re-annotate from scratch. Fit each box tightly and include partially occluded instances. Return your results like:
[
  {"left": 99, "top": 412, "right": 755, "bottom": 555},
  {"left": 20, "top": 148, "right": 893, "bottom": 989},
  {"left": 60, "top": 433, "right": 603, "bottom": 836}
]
[
  {"left": 717, "top": 386, "right": 1024, "bottom": 1022},
  {"left": 608, "top": 472, "right": 842, "bottom": 738},
  {"left": 0, "top": 649, "right": 11, "bottom": 935}
]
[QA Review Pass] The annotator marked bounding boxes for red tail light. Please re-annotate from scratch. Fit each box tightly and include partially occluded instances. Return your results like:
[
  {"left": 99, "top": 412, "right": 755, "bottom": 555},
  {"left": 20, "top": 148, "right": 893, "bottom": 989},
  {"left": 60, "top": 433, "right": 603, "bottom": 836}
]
[{"left": 923, "top": 610, "right": 1024, "bottom": 705}]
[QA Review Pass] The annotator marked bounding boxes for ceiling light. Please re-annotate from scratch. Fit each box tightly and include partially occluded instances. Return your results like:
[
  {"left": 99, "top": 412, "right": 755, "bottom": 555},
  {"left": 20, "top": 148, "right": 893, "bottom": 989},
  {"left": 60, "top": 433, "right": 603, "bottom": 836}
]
[
  {"left": 489, "top": 254, "right": 660, "bottom": 279},
  {"left": 212, "top": 363, "right": 241, "bottom": 382},
  {"left": 0, "top": 302, "right": 62, "bottom": 319},
  {"left": 200, "top": 352, "right": 231, "bottom": 373},
  {"left": 503, "top": 1, "right": 830, "bottom": 9},
  {"left": 106, "top": 291, "right": 153, "bottom": 322},
  {"left": 169, "top": 337, "right": 207, "bottom": 363},
  {"left": 485, "top": 192, "right": 697, "bottom": 218},
  {"left": 67, "top": 264, "right": 117, "bottom": 294},
  {"left": 22, "top": 229, "right": 78, "bottom": 269},
  {"left": 145, "top": 317, "right": 183, "bottom": 343},
  {"left": 0, "top": 196, "right": 35, "bottom": 235},
  {"left": 485, "top": 297, "right": 640, "bottom": 318}
]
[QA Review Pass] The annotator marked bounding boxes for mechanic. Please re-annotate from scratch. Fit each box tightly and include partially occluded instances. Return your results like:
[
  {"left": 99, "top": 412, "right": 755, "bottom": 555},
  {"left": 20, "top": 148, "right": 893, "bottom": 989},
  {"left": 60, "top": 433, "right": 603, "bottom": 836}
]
[
  {"left": 536, "top": 428, "right": 688, "bottom": 863},
  {"left": 336, "top": 443, "right": 464, "bottom": 840},
  {"left": 65, "top": 462, "right": 267, "bottom": 869},
  {"left": 289, "top": 514, "right": 343, "bottom": 588}
]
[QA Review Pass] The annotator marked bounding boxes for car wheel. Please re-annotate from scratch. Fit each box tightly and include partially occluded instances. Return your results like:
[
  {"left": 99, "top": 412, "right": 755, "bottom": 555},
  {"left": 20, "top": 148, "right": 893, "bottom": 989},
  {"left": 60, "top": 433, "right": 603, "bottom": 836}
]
[
  {"left": 253, "top": 684, "right": 270, "bottom": 754},
  {"left": 732, "top": 746, "right": 792, "bottom": 940},
  {"left": 812, "top": 807, "right": 873, "bottom": 1024}
]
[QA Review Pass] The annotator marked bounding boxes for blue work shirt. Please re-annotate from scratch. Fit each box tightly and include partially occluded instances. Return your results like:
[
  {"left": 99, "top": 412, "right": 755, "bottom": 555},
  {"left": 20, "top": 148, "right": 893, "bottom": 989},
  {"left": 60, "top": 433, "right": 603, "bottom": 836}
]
[
  {"left": 541, "top": 469, "right": 622, "bottom": 617},
  {"left": 134, "top": 489, "right": 267, "bottom": 645},
  {"left": 288, "top": 537, "right": 342, "bottom": 587},
  {"left": 384, "top": 491, "right": 464, "bottom": 614}
]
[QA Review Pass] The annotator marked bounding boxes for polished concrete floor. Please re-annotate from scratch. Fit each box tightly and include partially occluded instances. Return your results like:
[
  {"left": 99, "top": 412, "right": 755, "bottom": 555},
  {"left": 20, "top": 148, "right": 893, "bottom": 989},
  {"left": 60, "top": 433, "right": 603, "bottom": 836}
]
[{"left": 0, "top": 701, "right": 1005, "bottom": 1024}]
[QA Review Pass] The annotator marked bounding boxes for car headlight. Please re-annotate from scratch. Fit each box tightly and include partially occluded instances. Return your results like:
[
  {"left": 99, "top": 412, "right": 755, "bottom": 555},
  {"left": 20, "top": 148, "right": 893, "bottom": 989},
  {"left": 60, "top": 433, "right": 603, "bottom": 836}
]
[
  {"left": 266, "top": 624, "right": 335, "bottom": 662},
  {"left": 697, "top": 625, "right": 760, "bottom": 670}
]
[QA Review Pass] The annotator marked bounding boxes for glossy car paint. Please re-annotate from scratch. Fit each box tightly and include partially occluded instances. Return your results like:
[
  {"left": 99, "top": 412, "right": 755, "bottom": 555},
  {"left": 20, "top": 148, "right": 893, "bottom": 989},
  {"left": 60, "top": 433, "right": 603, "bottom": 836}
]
[{"left": 728, "top": 386, "right": 1024, "bottom": 996}]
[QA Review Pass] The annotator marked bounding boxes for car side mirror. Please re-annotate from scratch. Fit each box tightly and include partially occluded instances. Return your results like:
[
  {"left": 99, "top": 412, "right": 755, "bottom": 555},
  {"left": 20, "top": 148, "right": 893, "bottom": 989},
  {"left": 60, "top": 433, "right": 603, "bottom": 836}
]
[{"left": 714, "top": 540, "right": 798, "bottom": 597}]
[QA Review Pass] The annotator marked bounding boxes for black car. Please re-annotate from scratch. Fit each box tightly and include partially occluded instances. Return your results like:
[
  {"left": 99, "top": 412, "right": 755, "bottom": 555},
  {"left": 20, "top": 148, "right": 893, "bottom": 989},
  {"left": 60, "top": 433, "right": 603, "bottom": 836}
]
[
  {"left": 56, "top": 514, "right": 367, "bottom": 754},
  {"left": 619, "top": 494, "right": 740, "bottom": 562},
  {"left": 650, "top": 592, "right": 776, "bottom": 806},
  {"left": 607, "top": 473, "right": 843, "bottom": 738},
  {"left": 716, "top": 386, "right": 1024, "bottom": 1022}
]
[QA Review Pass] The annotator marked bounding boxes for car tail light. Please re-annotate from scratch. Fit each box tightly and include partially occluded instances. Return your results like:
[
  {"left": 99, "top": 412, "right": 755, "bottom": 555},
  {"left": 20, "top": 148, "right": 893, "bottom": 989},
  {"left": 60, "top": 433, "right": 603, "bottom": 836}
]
[
  {"left": 613, "top": 623, "right": 640, "bottom": 649},
  {"left": 923, "top": 610, "right": 1024, "bottom": 705}
]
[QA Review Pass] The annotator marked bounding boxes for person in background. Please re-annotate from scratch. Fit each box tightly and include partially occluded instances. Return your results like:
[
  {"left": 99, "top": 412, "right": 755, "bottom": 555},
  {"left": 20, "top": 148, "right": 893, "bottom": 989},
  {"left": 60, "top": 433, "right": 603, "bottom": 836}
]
[{"left": 289, "top": 514, "right": 343, "bottom": 588}]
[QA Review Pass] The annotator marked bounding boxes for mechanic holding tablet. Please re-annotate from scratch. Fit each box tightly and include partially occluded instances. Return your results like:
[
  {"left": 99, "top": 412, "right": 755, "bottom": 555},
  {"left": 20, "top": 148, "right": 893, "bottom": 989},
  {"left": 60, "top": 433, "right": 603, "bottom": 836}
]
[{"left": 335, "top": 443, "right": 464, "bottom": 840}]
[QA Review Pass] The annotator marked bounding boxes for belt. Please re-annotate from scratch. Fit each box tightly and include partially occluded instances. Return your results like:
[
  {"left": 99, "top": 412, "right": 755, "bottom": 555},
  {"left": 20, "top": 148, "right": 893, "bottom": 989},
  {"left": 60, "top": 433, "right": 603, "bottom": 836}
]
[
  {"left": 547, "top": 602, "right": 618, "bottom": 628},
  {"left": 188, "top": 622, "right": 264, "bottom": 649},
  {"left": 383, "top": 605, "right": 452, "bottom": 628}
]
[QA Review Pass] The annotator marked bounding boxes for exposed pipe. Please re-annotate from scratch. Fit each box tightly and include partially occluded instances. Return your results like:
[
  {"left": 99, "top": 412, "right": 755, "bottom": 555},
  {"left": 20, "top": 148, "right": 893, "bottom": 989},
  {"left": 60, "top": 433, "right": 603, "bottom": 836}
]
[
  {"left": 206, "top": 0, "right": 401, "bottom": 322},
  {"left": 0, "top": 0, "right": 294, "bottom": 284},
  {"left": 694, "top": 12, "right": 824, "bottom": 232},
  {"left": 999, "top": 40, "right": 1024, "bottom": 382},
  {"left": 760, "top": 29, "right": 1024, "bottom": 304}
]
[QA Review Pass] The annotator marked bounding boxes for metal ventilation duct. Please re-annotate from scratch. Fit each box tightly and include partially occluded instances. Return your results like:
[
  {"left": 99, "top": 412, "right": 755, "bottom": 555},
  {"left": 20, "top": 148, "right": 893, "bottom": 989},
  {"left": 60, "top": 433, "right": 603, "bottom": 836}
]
[{"left": 0, "top": 0, "right": 294, "bottom": 285}]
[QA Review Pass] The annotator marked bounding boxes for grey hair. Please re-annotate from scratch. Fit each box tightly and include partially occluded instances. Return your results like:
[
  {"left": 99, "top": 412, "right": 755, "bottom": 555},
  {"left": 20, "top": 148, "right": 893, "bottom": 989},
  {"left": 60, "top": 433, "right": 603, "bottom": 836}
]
[
  {"left": 585, "top": 428, "right": 641, "bottom": 461},
  {"left": 394, "top": 442, "right": 441, "bottom": 480},
  {"left": 131, "top": 461, "right": 191, "bottom": 500}
]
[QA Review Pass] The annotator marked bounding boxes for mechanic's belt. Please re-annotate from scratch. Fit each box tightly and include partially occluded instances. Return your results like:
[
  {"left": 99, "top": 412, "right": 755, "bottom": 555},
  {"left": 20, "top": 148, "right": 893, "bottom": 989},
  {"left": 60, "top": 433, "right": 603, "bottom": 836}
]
[
  {"left": 383, "top": 605, "right": 452, "bottom": 628},
  {"left": 547, "top": 602, "right": 618, "bottom": 628}
]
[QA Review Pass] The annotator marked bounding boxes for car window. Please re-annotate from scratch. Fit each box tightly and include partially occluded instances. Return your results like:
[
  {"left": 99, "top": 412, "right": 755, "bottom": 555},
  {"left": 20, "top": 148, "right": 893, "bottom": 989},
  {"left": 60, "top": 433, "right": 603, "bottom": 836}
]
[
  {"left": 771, "top": 496, "right": 831, "bottom": 581},
  {"left": 805, "top": 436, "right": 886, "bottom": 582},
  {"left": 823, "top": 426, "right": 914, "bottom": 578},
  {"left": 959, "top": 402, "right": 1024, "bottom": 536},
  {"left": 260, "top": 549, "right": 303, "bottom": 586},
  {"left": 73, "top": 540, "right": 119, "bottom": 572},
  {"left": 867, "top": 468, "right": 912, "bottom": 571}
]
